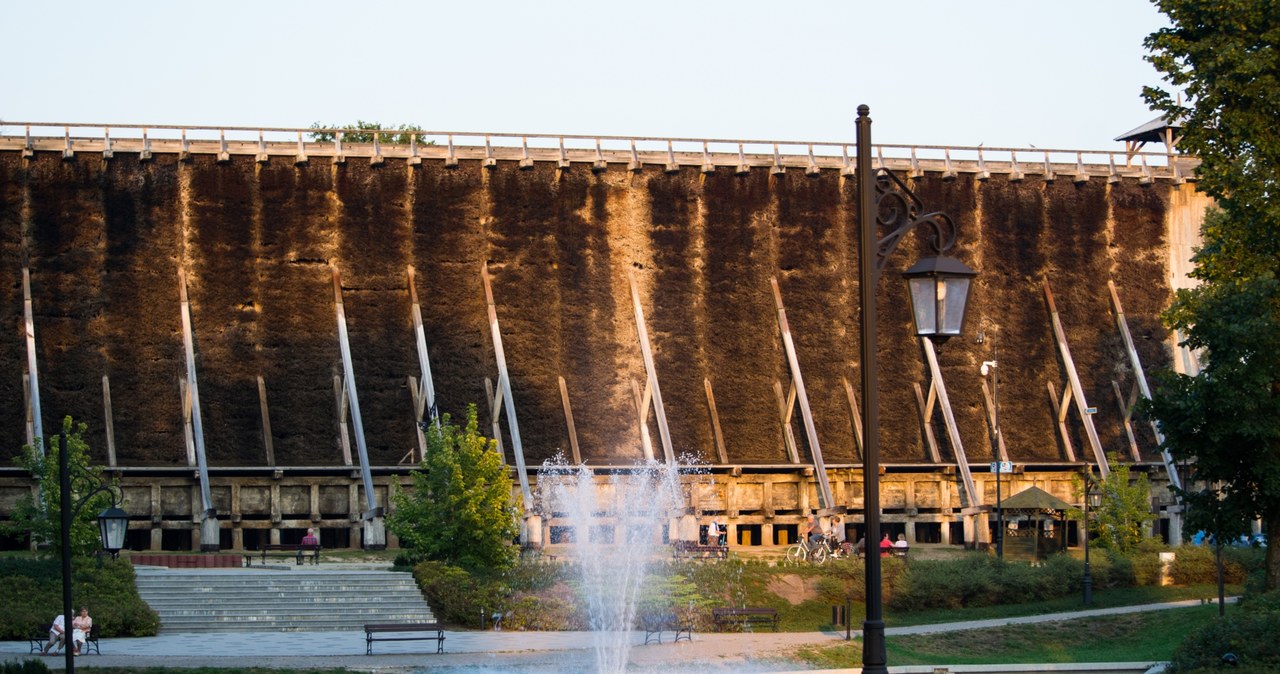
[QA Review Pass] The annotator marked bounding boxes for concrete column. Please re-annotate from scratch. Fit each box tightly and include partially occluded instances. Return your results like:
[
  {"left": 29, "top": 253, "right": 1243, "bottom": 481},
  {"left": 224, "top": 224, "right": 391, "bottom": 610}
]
[
  {"left": 905, "top": 521, "right": 917, "bottom": 544},
  {"left": 270, "top": 483, "right": 282, "bottom": 545},
  {"left": 941, "top": 517, "right": 952, "bottom": 545},
  {"left": 762, "top": 522, "right": 775, "bottom": 546},
  {"left": 149, "top": 483, "right": 162, "bottom": 551}
]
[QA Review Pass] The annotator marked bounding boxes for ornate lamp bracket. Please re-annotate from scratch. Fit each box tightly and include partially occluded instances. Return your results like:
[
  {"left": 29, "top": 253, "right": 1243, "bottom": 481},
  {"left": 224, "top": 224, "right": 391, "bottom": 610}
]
[{"left": 872, "top": 168, "right": 958, "bottom": 273}]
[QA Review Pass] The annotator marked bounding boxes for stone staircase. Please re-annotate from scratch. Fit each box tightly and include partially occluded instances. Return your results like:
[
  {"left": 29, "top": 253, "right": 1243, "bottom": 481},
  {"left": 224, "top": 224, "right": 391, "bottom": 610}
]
[{"left": 134, "top": 566, "right": 436, "bottom": 632}]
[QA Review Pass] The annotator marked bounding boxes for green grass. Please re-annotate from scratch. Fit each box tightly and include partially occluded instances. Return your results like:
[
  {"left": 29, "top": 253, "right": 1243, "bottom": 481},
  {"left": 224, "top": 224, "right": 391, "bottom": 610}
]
[
  {"left": 796, "top": 603, "right": 1233, "bottom": 668},
  {"left": 886, "top": 583, "right": 1241, "bottom": 627}
]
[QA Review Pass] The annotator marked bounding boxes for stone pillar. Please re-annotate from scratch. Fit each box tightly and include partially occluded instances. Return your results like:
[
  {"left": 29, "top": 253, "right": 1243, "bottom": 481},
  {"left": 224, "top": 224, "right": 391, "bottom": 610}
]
[
  {"left": 762, "top": 522, "right": 774, "bottom": 547},
  {"left": 270, "top": 483, "right": 282, "bottom": 545},
  {"left": 905, "top": 521, "right": 917, "bottom": 544},
  {"left": 941, "top": 517, "right": 952, "bottom": 545},
  {"left": 1168, "top": 508, "right": 1183, "bottom": 547}
]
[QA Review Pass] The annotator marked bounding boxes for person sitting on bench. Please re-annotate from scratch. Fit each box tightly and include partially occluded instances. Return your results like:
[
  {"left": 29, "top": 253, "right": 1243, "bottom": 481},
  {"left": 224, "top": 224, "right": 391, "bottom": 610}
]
[
  {"left": 40, "top": 613, "right": 65, "bottom": 656},
  {"left": 301, "top": 528, "right": 319, "bottom": 546}
]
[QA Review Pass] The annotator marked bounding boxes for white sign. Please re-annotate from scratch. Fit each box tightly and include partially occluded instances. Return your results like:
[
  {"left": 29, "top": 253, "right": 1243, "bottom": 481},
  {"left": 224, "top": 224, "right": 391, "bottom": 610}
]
[{"left": 990, "top": 461, "right": 1014, "bottom": 474}]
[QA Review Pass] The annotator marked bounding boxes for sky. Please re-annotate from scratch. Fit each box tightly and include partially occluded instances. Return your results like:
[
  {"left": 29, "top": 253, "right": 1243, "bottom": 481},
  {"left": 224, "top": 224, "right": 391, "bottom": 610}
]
[{"left": 1, "top": 1, "right": 1173, "bottom": 152}]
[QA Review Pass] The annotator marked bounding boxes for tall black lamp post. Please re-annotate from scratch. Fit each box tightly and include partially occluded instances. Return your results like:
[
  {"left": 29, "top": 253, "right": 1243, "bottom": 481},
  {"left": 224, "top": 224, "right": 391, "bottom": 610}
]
[
  {"left": 57, "top": 426, "right": 128, "bottom": 673},
  {"left": 857, "top": 105, "right": 976, "bottom": 674},
  {"left": 981, "top": 357, "right": 1003, "bottom": 560},
  {"left": 1082, "top": 472, "right": 1101, "bottom": 605}
]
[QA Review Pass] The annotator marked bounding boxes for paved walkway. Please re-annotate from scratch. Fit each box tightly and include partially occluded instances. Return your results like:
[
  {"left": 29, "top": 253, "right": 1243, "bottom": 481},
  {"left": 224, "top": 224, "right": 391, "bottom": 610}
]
[{"left": 1, "top": 599, "right": 1222, "bottom": 671}]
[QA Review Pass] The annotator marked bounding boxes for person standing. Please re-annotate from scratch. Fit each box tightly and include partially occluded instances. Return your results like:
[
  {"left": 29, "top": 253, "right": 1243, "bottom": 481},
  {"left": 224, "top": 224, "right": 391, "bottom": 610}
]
[
  {"left": 706, "top": 520, "right": 719, "bottom": 547},
  {"left": 40, "top": 613, "right": 65, "bottom": 656}
]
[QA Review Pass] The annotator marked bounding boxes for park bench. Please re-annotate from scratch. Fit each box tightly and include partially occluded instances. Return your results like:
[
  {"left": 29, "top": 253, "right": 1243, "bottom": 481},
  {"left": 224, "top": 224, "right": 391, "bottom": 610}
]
[
  {"left": 671, "top": 540, "right": 728, "bottom": 560},
  {"left": 639, "top": 612, "right": 693, "bottom": 645},
  {"left": 891, "top": 546, "right": 910, "bottom": 559},
  {"left": 246, "top": 543, "right": 321, "bottom": 566},
  {"left": 29, "top": 623, "right": 100, "bottom": 655},
  {"left": 363, "top": 622, "right": 445, "bottom": 654},
  {"left": 712, "top": 607, "right": 779, "bottom": 632}
]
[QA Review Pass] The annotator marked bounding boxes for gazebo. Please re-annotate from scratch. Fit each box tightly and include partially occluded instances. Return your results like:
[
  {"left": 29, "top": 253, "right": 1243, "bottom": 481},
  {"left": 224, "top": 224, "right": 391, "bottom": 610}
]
[{"left": 996, "top": 486, "right": 1072, "bottom": 562}]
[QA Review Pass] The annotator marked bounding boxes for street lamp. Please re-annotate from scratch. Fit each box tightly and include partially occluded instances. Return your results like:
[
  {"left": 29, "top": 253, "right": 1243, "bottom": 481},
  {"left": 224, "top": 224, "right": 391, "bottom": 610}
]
[
  {"left": 1082, "top": 473, "right": 1102, "bottom": 604},
  {"left": 56, "top": 425, "right": 128, "bottom": 673},
  {"left": 857, "top": 105, "right": 975, "bottom": 674},
  {"left": 981, "top": 358, "right": 1003, "bottom": 560}
]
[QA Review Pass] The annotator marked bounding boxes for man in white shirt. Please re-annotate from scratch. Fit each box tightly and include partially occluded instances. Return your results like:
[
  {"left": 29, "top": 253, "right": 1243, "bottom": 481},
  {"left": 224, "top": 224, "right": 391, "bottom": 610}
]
[{"left": 41, "top": 613, "right": 65, "bottom": 655}]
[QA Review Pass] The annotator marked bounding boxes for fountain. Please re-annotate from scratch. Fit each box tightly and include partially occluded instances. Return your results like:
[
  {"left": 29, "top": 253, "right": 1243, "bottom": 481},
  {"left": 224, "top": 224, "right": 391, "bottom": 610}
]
[{"left": 535, "top": 458, "right": 690, "bottom": 674}]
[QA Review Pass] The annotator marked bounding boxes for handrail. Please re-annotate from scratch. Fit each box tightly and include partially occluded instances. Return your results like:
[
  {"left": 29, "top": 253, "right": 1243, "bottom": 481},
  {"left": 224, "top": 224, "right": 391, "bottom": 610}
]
[{"left": 0, "top": 119, "right": 1184, "bottom": 164}]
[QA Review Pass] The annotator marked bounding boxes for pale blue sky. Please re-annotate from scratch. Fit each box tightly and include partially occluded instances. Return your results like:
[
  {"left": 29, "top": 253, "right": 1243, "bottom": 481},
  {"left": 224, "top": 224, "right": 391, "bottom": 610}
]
[{"left": 2, "top": 1, "right": 1171, "bottom": 150}]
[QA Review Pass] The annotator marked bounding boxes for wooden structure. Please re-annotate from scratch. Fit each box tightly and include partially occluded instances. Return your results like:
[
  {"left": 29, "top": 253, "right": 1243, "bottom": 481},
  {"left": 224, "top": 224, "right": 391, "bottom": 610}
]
[{"left": 997, "top": 486, "right": 1071, "bottom": 562}]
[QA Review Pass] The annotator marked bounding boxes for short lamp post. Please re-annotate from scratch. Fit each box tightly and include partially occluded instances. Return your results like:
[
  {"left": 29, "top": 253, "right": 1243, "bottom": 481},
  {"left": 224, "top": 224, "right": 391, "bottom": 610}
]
[
  {"left": 1082, "top": 474, "right": 1101, "bottom": 605},
  {"left": 57, "top": 426, "right": 127, "bottom": 674},
  {"left": 857, "top": 105, "right": 976, "bottom": 674}
]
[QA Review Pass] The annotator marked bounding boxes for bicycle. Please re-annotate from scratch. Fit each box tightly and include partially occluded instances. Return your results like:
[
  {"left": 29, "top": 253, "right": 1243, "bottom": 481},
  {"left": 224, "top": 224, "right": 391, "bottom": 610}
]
[{"left": 786, "top": 536, "right": 831, "bottom": 565}]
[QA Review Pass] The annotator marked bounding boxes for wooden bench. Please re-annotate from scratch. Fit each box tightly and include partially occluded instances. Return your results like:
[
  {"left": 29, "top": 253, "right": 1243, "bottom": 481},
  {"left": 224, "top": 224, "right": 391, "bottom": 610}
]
[
  {"left": 671, "top": 541, "right": 728, "bottom": 560},
  {"left": 364, "top": 622, "right": 445, "bottom": 655},
  {"left": 891, "top": 546, "right": 910, "bottom": 559},
  {"left": 639, "top": 612, "right": 692, "bottom": 645},
  {"left": 246, "top": 543, "right": 321, "bottom": 566},
  {"left": 712, "top": 607, "right": 779, "bottom": 632},
  {"left": 30, "top": 623, "right": 100, "bottom": 655}
]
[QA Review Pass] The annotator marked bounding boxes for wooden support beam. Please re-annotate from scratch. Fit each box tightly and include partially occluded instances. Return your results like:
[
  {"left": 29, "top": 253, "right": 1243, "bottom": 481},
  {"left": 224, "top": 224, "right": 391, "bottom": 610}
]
[
  {"left": 770, "top": 278, "right": 833, "bottom": 510},
  {"left": 333, "top": 375, "right": 353, "bottom": 466},
  {"left": 1112, "top": 380, "right": 1143, "bottom": 462},
  {"left": 1108, "top": 280, "right": 1182, "bottom": 490},
  {"left": 627, "top": 270, "right": 676, "bottom": 464},
  {"left": 1044, "top": 281, "right": 1110, "bottom": 478},
  {"left": 1047, "top": 381, "right": 1078, "bottom": 462},
  {"left": 558, "top": 376, "right": 582, "bottom": 465},
  {"left": 406, "top": 266, "right": 439, "bottom": 426},
  {"left": 912, "top": 382, "right": 943, "bottom": 463},
  {"left": 22, "top": 268, "right": 44, "bottom": 453},
  {"left": 484, "top": 377, "right": 508, "bottom": 465},
  {"left": 22, "top": 372, "right": 34, "bottom": 451},
  {"left": 704, "top": 378, "right": 728, "bottom": 465},
  {"left": 773, "top": 380, "right": 801, "bottom": 464},
  {"left": 102, "top": 375, "right": 117, "bottom": 468},
  {"left": 407, "top": 375, "right": 428, "bottom": 462},
  {"left": 180, "top": 377, "right": 196, "bottom": 466},
  {"left": 922, "top": 338, "right": 980, "bottom": 508},
  {"left": 178, "top": 269, "right": 215, "bottom": 516},
  {"left": 482, "top": 263, "right": 532, "bottom": 506},
  {"left": 257, "top": 375, "right": 275, "bottom": 467},
  {"left": 979, "top": 379, "right": 1009, "bottom": 462},
  {"left": 331, "top": 265, "right": 378, "bottom": 515},
  {"left": 631, "top": 378, "right": 655, "bottom": 462},
  {"left": 840, "top": 376, "right": 863, "bottom": 461}
]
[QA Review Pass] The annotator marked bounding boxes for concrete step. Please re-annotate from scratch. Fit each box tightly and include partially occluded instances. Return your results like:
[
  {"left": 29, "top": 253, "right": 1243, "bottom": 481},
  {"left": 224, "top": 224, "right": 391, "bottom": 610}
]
[{"left": 134, "top": 567, "right": 437, "bottom": 633}]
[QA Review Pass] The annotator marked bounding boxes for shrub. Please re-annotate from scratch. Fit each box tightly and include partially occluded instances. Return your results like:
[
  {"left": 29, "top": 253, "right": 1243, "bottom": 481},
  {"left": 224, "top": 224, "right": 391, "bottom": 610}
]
[
  {"left": 1, "top": 660, "right": 51, "bottom": 674},
  {"left": 1169, "top": 545, "right": 1250, "bottom": 585},
  {"left": 1167, "top": 591, "right": 1280, "bottom": 672},
  {"left": 0, "top": 558, "right": 158, "bottom": 639}
]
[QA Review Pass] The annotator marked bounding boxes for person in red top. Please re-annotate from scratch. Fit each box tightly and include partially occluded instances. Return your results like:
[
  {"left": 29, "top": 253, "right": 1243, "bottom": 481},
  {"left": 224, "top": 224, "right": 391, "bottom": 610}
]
[
  {"left": 301, "top": 528, "right": 319, "bottom": 546},
  {"left": 879, "top": 533, "right": 893, "bottom": 557}
]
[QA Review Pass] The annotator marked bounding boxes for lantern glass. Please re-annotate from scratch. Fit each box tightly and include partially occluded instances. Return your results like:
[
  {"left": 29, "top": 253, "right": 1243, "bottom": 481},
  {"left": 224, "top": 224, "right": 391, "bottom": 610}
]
[
  {"left": 98, "top": 506, "right": 128, "bottom": 553},
  {"left": 1087, "top": 491, "right": 1103, "bottom": 510},
  {"left": 903, "top": 255, "right": 977, "bottom": 338}
]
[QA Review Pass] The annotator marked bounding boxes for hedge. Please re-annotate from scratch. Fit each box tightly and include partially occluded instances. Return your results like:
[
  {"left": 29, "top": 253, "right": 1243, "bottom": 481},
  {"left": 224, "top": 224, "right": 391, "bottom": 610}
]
[{"left": 0, "top": 557, "right": 159, "bottom": 640}]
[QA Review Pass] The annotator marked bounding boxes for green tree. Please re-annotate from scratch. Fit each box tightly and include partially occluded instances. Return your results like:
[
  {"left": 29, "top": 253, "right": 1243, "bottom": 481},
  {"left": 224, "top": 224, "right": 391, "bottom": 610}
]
[
  {"left": 1071, "top": 458, "right": 1156, "bottom": 554},
  {"left": 309, "top": 120, "right": 427, "bottom": 145},
  {"left": 1, "top": 417, "right": 116, "bottom": 557},
  {"left": 1142, "top": 0, "right": 1280, "bottom": 590},
  {"left": 387, "top": 404, "right": 520, "bottom": 573}
]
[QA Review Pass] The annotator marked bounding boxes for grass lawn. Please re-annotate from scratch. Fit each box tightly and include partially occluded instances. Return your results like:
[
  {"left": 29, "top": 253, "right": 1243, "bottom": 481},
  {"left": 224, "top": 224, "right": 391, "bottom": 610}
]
[{"left": 796, "top": 603, "right": 1230, "bottom": 668}]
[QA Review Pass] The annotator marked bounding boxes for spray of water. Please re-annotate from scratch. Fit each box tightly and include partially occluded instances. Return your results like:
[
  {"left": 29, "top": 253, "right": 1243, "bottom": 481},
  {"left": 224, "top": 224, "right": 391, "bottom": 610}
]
[{"left": 536, "top": 458, "right": 691, "bottom": 674}]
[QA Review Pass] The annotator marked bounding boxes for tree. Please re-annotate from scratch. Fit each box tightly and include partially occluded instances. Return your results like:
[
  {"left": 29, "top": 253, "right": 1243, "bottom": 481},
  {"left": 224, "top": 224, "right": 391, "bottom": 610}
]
[
  {"left": 1, "top": 416, "right": 116, "bottom": 557},
  {"left": 1142, "top": 1, "right": 1280, "bottom": 590},
  {"left": 309, "top": 120, "right": 427, "bottom": 145},
  {"left": 1072, "top": 458, "right": 1156, "bottom": 554},
  {"left": 387, "top": 404, "right": 520, "bottom": 573}
]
